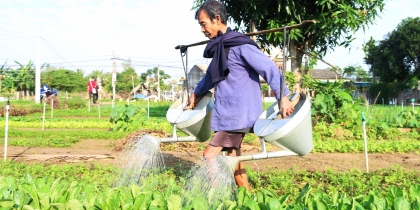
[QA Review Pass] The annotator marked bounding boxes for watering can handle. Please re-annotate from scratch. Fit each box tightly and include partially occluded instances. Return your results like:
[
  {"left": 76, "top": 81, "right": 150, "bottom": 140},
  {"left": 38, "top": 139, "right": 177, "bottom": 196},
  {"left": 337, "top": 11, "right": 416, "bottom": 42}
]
[
  {"left": 185, "top": 92, "right": 206, "bottom": 110},
  {"left": 275, "top": 93, "right": 300, "bottom": 119}
]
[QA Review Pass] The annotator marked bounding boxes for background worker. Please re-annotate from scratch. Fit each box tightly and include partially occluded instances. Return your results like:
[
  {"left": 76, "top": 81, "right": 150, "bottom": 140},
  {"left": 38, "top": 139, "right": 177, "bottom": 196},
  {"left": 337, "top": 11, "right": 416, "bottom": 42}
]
[{"left": 87, "top": 77, "right": 97, "bottom": 104}]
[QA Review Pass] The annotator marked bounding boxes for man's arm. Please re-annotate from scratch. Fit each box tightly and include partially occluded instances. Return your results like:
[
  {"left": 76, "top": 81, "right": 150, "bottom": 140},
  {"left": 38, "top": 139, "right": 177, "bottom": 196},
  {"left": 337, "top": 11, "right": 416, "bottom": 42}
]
[
  {"left": 239, "top": 44, "right": 294, "bottom": 118},
  {"left": 186, "top": 72, "right": 213, "bottom": 109}
]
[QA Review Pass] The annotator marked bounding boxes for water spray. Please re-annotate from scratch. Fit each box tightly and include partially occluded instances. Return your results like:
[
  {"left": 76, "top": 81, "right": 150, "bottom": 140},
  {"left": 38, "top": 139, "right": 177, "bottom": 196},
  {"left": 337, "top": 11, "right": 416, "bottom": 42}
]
[{"left": 115, "top": 134, "right": 165, "bottom": 187}]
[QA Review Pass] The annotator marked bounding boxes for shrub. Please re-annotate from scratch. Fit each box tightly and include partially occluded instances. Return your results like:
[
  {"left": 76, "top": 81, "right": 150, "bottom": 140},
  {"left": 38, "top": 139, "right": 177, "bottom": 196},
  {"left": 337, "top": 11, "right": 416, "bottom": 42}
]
[{"left": 64, "top": 99, "right": 87, "bottom": 109}]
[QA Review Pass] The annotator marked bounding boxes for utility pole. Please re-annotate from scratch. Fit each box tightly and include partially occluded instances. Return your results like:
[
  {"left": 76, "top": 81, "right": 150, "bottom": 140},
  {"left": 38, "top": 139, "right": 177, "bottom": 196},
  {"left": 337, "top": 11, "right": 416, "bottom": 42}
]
[
  {"left": 35, "top": 36, "right": 41, "bottom": 104},
  {"left": 157, "top": 64, "right": 160, "bottom": 101},
  {"left": 112, "top": 51, "right": 117, "bottom": 108}
]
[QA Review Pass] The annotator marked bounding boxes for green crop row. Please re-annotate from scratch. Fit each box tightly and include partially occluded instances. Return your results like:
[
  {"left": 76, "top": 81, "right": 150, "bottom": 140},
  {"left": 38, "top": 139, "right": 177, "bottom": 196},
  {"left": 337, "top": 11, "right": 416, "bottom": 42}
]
[
  {"left": 313, "top": 138, "right": 420, "bottom": 153},
  {"left": 1, "top": 136, "right": 79, "bottom": 148},
  {"left": 0, "top": 121, "right": 111, "bottom": 129},
  {"left": 0, "top": 116, "right": 105, "bottom": 123},
  {"left": 247, "top": 167, "right": 420, "bottom": 198},
  {"left": 313, "top": 120, "right": 420, "bottom": 141},
  {"left": 1, "top": 162, "right": 419, "bottom": 200},
  {"left": 0, "top": 172, "right": 419, "bottom": 210},
  {"left": 0, "top": 129, "right": 127, "bottom": 140}
]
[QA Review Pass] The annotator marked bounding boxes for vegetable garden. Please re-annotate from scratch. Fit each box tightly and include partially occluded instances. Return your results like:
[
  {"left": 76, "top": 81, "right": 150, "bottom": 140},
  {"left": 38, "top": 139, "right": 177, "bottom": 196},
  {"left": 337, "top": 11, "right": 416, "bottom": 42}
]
[{"left": 0, "top": 93, "right": 419, "bottom": 209}]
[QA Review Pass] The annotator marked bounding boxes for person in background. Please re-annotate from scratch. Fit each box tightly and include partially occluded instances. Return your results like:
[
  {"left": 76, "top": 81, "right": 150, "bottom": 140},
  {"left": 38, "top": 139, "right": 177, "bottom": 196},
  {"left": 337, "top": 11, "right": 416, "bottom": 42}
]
[
  {"left": 187, "top": 0, "right": 294, "bottom": 191},
  {"left": 87, "top": 77, "right": 97, "bottom": 104},
  {"left": 93, "top": 79, "right": 99, "bottom": 104}
]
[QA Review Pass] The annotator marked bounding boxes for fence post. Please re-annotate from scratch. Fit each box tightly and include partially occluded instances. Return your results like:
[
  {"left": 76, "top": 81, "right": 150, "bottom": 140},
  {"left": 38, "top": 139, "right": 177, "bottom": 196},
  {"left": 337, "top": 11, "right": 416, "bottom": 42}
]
[
  {"left": 362, "top": 111, "right": 369, "bottom": 172},
  {"left": 3, "top": 99, "right": 10, "bottom": 161}
]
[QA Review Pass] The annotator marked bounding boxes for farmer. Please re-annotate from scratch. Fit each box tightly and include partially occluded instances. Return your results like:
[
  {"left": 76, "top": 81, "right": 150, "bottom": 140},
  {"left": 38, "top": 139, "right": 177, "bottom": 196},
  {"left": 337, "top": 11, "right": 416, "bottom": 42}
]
[
  {"left": 187, "top": 0, "right": 294, "bottom": 191},
  {"left": 87, "top": 77, "right": 97, "bottom": 104}
]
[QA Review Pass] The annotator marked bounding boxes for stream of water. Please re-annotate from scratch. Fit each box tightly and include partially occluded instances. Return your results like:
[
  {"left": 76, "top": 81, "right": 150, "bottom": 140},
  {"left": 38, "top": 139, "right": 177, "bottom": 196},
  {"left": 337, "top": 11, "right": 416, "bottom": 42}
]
[
  {"left": 114, "top": 134, "right": 165, "bottom": 187},
  {"left": 183, "top": 154, "right": 237, "bottom": 207}
]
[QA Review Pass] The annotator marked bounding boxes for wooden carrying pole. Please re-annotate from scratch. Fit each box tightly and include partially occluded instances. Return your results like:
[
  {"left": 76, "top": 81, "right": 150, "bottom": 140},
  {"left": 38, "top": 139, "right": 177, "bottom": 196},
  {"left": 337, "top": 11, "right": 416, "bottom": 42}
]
[{"left": 174, "top": 20, "right": 316, "bottom": 50}]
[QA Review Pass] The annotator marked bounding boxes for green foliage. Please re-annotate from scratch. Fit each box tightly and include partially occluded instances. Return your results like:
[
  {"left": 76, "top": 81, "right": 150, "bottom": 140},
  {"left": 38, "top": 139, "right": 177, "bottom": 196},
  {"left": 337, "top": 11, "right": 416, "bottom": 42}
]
[
  {"left": 365, "top": 17, "right": 420, "bottom": 84},
  {"left": 116, "top": 65, "right": 140, "bottom": 93},
  {"left": 0, "top": 169, "right": 419, "bottom": 209},
  {"left": 0, "top": 118, "right": 111, "bottom": 129},
  {"left": 193, "top": 0, "right": 385, "bottom": 72},
  {"left": 0, "top": 128, "right": 126, "bottom": 140},
  {"left": 110, "top": 104, "right": 144, "bottom": 131},
  {"left": 303, "top": 76, "right": 354, "bottom": 123},
  {"left": 285, "top": 71, "right": 297, "bottom": 90},
  {"left": 64, "top": 99, "right": 87, "bottom": 109},
  {"left": 41, "top": 69, "right": 87, "bottom": 92},
  {"left": 14, "top": 60, "right": 35, "bottom": 92},
  {"left": 139, "top": 67, "right": 171, "bottom": 94},
  {"left": 368, "top": 82, "right": 398, "bottom": 103},
  {"left": 4, "top": 136, "right": 79, "bottom": 148},
  {"left": 260, "top": 83, "right": 269, "bottom": 96}
]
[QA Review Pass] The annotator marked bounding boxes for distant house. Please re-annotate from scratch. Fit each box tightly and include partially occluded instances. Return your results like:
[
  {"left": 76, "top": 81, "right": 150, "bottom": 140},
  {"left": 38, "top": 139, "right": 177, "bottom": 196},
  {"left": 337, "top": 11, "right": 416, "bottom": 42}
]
[
  {"left": 184, "top": 64, "right": 207, "bottom": 91},
  {"left": 308, "top": 69, "right": 345, "bottom": 82}
]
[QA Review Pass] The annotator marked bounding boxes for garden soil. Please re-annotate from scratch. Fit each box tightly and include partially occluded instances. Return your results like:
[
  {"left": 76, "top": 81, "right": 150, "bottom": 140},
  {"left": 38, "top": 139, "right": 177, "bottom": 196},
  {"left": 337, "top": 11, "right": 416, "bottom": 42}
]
[{"left": 2, "top": 135, "right": 419, "bottom": 173}]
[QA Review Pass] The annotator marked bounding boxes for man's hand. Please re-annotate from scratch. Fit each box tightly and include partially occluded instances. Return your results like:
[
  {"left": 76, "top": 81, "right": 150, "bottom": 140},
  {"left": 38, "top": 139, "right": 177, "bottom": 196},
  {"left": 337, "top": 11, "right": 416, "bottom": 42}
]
[
  {"left": 186, "top": 93, "right": 197, "bottom": 110},
  {"left": 185, "top": 93, "right": 205, "bottom": 110},
  {"left": 278, "top": 96, "right": 294, "bottom": 118}
]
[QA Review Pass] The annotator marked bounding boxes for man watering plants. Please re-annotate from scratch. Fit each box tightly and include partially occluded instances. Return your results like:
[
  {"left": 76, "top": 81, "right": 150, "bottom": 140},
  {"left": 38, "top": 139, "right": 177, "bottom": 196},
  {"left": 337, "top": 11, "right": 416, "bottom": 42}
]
[{"left": 186, "top": 0, "right": 294, "bottom": 191}]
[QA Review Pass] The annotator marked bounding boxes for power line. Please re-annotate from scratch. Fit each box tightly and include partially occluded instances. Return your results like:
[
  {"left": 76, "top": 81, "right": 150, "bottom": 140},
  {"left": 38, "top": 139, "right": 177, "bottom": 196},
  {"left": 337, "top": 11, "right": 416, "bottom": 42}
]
[{"left": 40, "top": 37, "right": 68, "bottom": 64}]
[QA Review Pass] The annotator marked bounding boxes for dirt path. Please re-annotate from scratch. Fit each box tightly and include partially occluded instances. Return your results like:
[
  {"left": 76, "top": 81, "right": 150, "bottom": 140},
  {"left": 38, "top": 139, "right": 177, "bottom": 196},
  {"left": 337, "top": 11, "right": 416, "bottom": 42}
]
[{"left": 1, "top": 139, "right": 419, "bottom": 172}]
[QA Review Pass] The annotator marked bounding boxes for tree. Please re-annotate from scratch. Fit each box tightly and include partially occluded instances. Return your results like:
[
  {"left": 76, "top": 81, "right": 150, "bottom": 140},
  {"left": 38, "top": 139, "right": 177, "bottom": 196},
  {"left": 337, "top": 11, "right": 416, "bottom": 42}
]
[
  {"left": 41, "top": 69, "right": 86, "bottom": 92},
  {"left": 140, "top": 67, "right": 170, "bottom": 91},
  {"left": 13, "top": 61, "right": 35, "bottom": 99},
  {"left": 192, "top": 0, "right": 385, "bottom": 73},
  {"left": 0, "top": 61, "right": 7, "bottom": 92},
  {"left": 342, "top": 66, "right": 357, "bottom": 80},
  {"left": 355, "top": 66, "right": 370, "bottom": 82},
  {"left": 364, "top": 17, "right": 420, "bottom": 100},
  {"left": 88, "top": 70, "right": 104, "bottom": 80},
  {"left": 108, "top": 59, "right": 142, "bottom": 93},
  {"left": 117, "top": 67, "right": 138, "bottom": 93},
  {"left": 342, "top": 65, "right": 370, "bottom": 82}
]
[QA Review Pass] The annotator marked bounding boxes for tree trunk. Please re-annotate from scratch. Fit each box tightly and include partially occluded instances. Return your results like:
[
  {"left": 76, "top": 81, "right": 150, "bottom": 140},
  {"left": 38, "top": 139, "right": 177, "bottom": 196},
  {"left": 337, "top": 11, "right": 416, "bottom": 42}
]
[
  {"left": 398, "top": 91, "right": 402, "bottom": 105},
  {"left": 290, "top": 40, "right": 304, "bottom": 73}
]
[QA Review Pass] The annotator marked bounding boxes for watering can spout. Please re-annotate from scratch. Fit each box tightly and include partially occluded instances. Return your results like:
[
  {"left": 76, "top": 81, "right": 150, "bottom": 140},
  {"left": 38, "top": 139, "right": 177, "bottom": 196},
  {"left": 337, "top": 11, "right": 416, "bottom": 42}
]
[
  {"left": 138, "top": 134, "right": 162, "bottom": 154},
  {"left": 222, "top": 150, "right": 298, "bottom": 172}
]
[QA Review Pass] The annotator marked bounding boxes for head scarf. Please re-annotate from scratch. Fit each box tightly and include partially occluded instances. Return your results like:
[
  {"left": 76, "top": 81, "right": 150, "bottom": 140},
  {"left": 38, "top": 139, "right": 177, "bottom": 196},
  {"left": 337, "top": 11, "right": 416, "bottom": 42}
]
[{"left": 203, "top": 27, "right": 259, "bottom": 84}]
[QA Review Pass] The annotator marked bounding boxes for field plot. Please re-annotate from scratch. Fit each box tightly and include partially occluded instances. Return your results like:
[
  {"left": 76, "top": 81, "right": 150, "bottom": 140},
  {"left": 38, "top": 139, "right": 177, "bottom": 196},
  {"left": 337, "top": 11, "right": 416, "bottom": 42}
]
[{"left": 0, "top": 99, "right": 419, "bottom": 209}]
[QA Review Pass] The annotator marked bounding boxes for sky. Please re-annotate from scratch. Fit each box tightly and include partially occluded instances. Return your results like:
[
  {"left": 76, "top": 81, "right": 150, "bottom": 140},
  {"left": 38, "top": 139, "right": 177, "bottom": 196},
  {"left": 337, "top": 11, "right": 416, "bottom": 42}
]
[{"left": 0, "top": 0, "right": 419, "bottom": 79}]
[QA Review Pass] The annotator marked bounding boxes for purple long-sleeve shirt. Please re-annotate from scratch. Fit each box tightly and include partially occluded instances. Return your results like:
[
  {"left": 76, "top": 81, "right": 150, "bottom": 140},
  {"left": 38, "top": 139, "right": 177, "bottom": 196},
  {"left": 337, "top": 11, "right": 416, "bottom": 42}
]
[{"left": 194, "top": 44, "right": 289, "bottom": 131}]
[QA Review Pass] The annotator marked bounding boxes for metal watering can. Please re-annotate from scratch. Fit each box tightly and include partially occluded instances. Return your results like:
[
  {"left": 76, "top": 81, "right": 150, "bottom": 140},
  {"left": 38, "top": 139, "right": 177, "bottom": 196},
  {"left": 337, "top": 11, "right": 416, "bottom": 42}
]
[
  {"left": 224, "top": 92, "right": 313, "bottom": 171},
  {"left": 159, "top": 91, "right": 214, "bottom": 143},
  {"left": 150, "top": 91, "right": 313, "bottom": 172}
]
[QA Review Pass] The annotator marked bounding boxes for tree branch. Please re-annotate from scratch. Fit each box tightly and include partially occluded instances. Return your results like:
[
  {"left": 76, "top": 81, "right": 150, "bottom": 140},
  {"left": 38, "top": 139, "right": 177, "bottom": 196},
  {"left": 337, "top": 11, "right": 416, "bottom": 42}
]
[{"left": 297, "top": 48, "right": 340, "bottom": 72}]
